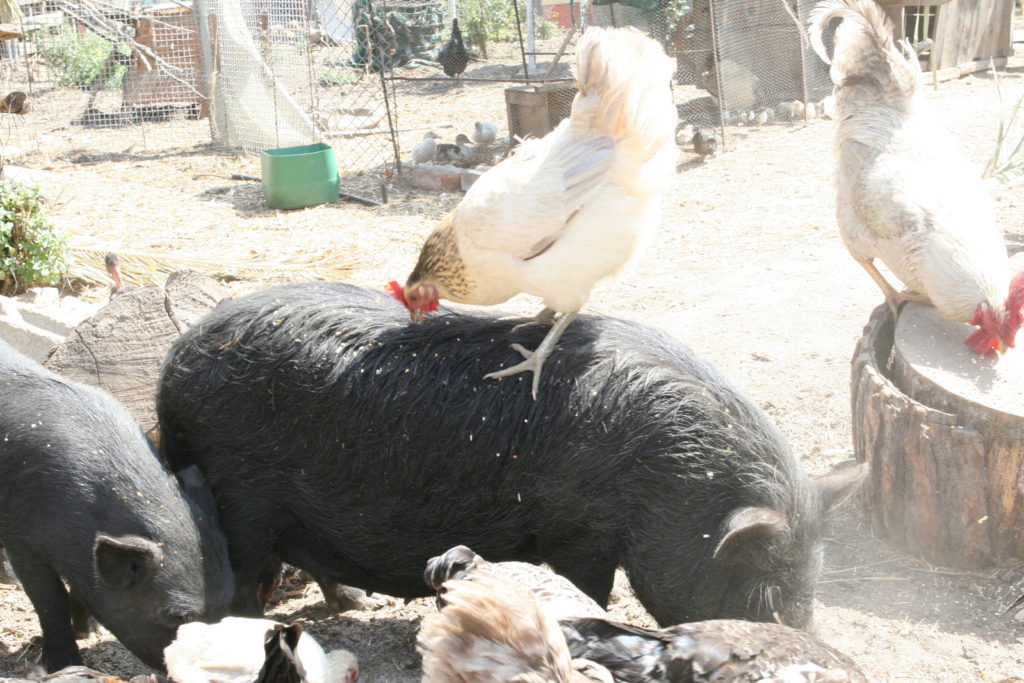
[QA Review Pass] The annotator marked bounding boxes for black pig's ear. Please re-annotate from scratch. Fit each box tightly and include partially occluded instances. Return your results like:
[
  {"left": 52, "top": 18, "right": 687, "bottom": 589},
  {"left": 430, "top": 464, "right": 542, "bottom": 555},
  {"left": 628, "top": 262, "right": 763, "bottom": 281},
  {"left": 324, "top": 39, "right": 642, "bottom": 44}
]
[
  {"left": 94, "top": 534, "right": 162, "bottom": 589},
  {"left": 812, "top": 463, "right": 868, "bottom": 512},
  {"left": 713, "top": 507, "right": 790, "bottom": 562}
]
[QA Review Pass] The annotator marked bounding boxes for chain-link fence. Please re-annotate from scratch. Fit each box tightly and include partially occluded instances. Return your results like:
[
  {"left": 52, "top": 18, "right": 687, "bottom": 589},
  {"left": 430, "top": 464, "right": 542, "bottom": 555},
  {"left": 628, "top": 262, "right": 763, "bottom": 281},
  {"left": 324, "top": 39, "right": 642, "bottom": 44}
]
[
  {"left": 0, "top": 0, "right": 841, "bottom": 184},
  {"left": 0, "top": 0, "right": 210, "bottom": 141},
  {"left": 0, "top": 0, "right": 404, "bottom": 189},
  {"left": 592, "top": 0, "right": 834, "bottom": 147}
]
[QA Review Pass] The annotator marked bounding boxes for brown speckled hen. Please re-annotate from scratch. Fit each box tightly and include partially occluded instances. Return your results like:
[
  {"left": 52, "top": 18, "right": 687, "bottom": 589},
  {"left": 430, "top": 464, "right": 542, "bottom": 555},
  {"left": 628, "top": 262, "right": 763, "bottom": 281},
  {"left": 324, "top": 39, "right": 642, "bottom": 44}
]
[
  {"left": 418, "top": 568, "right": 612, "bottom": 682},
  {"left": 424, "top": 545, "right": 867, "bottom": 683},
  {"left": 425, "top": 545, "right": 606, "bottom": 622}
]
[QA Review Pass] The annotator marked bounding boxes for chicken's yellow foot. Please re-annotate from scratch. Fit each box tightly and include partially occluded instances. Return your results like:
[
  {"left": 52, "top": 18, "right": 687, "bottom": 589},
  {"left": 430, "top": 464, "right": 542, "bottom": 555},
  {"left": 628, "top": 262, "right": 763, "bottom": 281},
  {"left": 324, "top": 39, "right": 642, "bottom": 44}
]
[{"left": 485, "top": 311, "right": 577, "bottom": 399}]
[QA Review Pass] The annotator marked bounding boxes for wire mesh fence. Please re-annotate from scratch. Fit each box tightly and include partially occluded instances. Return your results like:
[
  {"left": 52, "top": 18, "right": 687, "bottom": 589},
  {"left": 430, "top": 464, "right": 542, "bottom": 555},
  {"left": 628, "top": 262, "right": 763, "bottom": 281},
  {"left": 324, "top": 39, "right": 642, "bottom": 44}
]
[
  {"left": 0, "top": 0, "right": 405, "bottom": 191},
  {"left": 0, "top": 0, "right": 843, "bottom": 194},
  {"left": 0, "top": 0, "right": 211, "bottom": 142},
  {"left": 593, "top": 0, "right": 834, "bottom": 147}
]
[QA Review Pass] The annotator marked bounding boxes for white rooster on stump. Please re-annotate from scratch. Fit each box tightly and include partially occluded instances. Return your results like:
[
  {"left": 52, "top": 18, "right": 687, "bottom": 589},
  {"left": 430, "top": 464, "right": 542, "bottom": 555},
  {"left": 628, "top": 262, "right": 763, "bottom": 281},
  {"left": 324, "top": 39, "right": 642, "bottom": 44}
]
[
  {"left": 389, "top": 26, "right": 678, "bottom": 397},
  {"left": 809, "top": 0, "right": 1024, "bottom": 354}
]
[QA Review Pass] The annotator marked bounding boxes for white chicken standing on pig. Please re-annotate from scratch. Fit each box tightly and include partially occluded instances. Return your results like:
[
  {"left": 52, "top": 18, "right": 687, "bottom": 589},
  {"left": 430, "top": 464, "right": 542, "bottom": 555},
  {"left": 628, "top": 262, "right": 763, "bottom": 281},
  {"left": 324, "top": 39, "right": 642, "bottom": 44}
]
[
  {"left": 809, "top": 0, "right": 1024, "bottom": 354},
  {"left": 389, "top": 26, "right": 678, "bottom": 397}
]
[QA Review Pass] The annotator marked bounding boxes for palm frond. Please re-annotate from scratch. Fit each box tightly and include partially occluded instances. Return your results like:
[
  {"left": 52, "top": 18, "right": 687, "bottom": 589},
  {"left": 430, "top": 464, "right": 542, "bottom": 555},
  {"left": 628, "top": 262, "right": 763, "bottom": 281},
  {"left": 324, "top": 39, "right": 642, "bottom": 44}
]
[{"left": 67, "top": 241, "right": 363, "bottom": 287}]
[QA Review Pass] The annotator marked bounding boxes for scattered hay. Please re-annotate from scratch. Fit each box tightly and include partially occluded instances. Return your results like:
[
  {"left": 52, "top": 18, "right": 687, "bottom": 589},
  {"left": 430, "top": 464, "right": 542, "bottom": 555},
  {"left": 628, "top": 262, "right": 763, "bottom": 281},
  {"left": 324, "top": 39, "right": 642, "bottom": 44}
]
[{"left": 68, "top": 241, "right": 364, "bottom": 286}]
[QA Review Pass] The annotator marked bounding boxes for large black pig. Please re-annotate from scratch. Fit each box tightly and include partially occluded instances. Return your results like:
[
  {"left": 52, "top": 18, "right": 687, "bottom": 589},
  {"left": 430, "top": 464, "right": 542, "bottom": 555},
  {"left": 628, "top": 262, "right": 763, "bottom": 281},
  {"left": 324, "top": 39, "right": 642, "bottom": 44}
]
[
  {"left": 0, "top": 340, "right": 233, "bottom": 672},
  {"left": 158, "top": 282, "right": 864, "bottom": 629}
]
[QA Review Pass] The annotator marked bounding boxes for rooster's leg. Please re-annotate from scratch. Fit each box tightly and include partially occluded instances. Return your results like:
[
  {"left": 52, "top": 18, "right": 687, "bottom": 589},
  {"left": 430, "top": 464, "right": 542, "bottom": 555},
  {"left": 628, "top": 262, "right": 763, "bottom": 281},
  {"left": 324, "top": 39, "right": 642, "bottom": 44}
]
[
  {"left": 859, "top": 259, "right": 914, "bottom": 317},
  {"left": 485, "top": 310, "right": 577, "bottom": 399}
]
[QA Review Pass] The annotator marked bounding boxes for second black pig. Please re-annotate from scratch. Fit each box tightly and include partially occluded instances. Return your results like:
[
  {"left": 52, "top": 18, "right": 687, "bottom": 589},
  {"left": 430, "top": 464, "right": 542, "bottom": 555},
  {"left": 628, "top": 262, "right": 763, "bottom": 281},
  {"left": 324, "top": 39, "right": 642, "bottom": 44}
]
[{"left": 0, "top": 340, "right": 233, "bottom": 672}]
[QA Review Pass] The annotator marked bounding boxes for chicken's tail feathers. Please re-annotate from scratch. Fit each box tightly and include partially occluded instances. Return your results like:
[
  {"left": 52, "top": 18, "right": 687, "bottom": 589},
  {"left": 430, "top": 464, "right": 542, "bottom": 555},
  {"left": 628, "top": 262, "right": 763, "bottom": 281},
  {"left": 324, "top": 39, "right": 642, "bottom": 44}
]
[
  {"left": 808, "top": 0, "right": 920, "bottom": 104},
  {"left": 417, "top": 568, "right": 576, "bottom": 682},
  {"left": 571, "top": 26, "right": 677, "bottom": 158}
]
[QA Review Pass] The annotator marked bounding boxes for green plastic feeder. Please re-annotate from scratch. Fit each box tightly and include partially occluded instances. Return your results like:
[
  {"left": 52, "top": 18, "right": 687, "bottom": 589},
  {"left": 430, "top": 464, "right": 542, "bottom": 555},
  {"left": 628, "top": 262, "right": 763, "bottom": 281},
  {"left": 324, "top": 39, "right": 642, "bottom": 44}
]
[{"left": 261, "top": 142, "right": 340, "bottom": 210}]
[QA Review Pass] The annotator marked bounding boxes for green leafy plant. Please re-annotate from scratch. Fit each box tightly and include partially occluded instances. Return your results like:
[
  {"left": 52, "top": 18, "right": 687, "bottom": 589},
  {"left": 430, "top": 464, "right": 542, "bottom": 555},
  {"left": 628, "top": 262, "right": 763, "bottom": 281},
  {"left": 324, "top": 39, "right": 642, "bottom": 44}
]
[
  {"left": 37, "top": 27, "right": 128, "bottom": 90},
  {"left": 318, "top": 68, "right": 358, "bottom": 87},
  {"left": 984, "top": 75, "right": 1024, "bottom": 186},
  {"left": 0, "top": 183, "right": 69, "bottom": 296},
  {"left": 460, "top": 0, "right": 521, "bottom": 55},
  {"left": 536, "top": 17, "right": 557, "bottom": 40}
]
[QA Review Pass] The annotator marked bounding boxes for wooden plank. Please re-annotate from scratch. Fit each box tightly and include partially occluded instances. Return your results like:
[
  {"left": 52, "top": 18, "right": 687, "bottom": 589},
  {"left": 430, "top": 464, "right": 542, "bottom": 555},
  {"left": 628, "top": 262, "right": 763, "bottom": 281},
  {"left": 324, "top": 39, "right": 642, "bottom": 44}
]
[
  {"left": 922, "top": 56, "right": 1007, "bottom": 83},
  {"left": 933, "top": 0, "right": 1014, "bottom": 69}
]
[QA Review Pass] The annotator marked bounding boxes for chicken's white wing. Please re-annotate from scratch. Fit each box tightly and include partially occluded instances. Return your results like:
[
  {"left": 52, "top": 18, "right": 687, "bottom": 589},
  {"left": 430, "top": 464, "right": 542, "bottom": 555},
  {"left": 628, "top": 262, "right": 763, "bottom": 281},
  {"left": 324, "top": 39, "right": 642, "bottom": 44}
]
[{"left": 454, "top": 132, "right": 615, "bottom": 260}]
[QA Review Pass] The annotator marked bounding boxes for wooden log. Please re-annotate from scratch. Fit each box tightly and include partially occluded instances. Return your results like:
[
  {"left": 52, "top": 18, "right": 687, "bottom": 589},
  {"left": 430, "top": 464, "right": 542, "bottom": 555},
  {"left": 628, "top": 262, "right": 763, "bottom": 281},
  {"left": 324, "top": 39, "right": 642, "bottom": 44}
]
[
  {"left": 851, "top": 303, "right": 1024, "bottom": 568},
  {"left": 45, "top": 270, "right": 229, "bottom": 432}
]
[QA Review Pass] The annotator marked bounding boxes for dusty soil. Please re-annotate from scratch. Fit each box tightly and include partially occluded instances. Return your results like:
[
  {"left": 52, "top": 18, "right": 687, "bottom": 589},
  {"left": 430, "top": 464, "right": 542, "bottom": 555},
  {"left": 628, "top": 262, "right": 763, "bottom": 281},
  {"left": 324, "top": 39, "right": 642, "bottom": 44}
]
[{"left": 3, "top": 17, "right": 1024, "bottom": 683}]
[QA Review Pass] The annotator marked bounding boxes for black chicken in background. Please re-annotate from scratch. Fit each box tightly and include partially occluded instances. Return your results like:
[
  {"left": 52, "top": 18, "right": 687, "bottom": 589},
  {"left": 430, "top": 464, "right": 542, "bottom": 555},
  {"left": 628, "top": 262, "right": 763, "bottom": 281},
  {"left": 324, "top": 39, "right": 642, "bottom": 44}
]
[{"left": 438, "top": 18, "right": 469, "bottom": 80}]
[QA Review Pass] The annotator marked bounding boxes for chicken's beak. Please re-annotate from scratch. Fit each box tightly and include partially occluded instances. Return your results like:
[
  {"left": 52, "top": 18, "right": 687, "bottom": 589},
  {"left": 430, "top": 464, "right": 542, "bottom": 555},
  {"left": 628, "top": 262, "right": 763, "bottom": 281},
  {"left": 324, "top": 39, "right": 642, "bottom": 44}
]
[
  {"left": 997, "top": 338, "right": 1008, "bottom": 354},
  {"left": 410, "top": 309, "right": 425, "bottom": 324}
]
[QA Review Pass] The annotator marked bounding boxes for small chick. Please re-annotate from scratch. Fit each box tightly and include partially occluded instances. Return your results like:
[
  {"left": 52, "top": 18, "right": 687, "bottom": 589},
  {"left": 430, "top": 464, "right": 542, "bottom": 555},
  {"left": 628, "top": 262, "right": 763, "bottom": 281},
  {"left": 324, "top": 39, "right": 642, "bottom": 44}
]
[
  {"left": 471, "top": 121, "right": 497, "bottom": 147},
  {"left": 692, "top": 127, "right": 718, "bottom": 158},
  {"left": 411, "top": 132, "right": 439, "bottom": 164}
]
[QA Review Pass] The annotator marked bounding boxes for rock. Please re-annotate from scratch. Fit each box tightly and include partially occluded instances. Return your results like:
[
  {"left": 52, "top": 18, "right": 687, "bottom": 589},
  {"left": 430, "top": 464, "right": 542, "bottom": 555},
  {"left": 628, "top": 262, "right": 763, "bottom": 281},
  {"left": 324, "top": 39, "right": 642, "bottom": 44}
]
[
  {"left": 0, "top": 295, "right": 19, "bottom": 318},
  {"left": 460, "top": 168, "right": 485, "bottom": 192},
  {"left": 16, "top": 286, "right": 59, "bottom": 306},
  {"left": 16, "top": 294, "right": 99, "bottom": 337},
  {"left": 410, "top": 163, "right": 463, "bottom": 191},
  {"left": 0, "top": 307, "right": 64, "bottom": 362},
  {"left": 45, "top": 270, "right": 230, "bottom": 430}
]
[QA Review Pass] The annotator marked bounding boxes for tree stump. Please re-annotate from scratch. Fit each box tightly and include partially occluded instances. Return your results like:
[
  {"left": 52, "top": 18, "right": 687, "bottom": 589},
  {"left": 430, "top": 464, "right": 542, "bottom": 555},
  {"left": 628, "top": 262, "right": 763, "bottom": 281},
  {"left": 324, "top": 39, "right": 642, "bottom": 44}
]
[
  {"left": 851, "top": 303, "right": 1024, "bottom": 568},
  {"left": 45, "top": 270, "right": 229, "bottom": 431}
]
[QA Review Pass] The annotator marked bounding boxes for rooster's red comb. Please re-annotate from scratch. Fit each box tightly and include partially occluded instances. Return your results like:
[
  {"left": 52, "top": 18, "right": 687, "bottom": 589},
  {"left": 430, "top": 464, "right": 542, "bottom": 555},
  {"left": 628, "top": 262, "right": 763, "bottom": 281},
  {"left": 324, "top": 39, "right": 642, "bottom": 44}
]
[
  {"left": 1008, "top": 271, "right": 1024, "bottom": 312},
  {"left": 387, "top": 281, "right": 409, "bottom": 308}
]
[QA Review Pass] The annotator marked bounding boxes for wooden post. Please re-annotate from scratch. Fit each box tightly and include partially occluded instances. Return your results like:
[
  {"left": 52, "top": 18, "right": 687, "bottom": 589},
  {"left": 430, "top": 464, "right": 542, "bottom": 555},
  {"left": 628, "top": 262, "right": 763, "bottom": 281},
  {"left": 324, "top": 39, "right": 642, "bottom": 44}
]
[{"left": 851, "top": 303, "right": 1024, "bottom": 568}]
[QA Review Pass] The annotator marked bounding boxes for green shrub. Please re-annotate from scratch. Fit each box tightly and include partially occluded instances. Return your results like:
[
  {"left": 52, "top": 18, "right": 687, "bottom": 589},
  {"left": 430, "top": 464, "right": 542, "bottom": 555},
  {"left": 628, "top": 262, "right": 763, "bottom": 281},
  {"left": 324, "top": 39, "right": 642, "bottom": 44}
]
[
  {"left": 318, "top": 68, "right": 358, "bottom": 87},
  {"left": 460, "top": 0, "right": 520, "bottom": 54},
  {"left": 0, "top": 183, "right": 69, "bottom": 296},
  {"left": 37, "top": 28, "right": 128, "bottom": 90}
]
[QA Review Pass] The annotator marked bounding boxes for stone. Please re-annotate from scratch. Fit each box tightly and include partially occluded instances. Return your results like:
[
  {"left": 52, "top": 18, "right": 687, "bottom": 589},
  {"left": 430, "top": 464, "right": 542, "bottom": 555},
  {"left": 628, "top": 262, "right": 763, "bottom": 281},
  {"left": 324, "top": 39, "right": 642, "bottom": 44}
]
[
  {"left": 460, "top": 169, "right": 485, "bottom": 192},
  {"left": 410, "top": 163, "right": 462, "bottom": 192},
  {"left": 17, "top": 295, "right": 100, "bottom": 337},
  {"left": 17, "top": 286, "right": 59, "bottom": 306},
  {"left": 0, "top": 312, "right": 64, "bottom": 362}
]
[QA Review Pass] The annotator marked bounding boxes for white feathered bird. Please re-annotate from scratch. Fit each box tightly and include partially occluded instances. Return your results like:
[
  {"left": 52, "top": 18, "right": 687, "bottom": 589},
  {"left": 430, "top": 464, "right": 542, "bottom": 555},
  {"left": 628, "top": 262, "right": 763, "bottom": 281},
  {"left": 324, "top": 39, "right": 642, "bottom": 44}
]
[
  {"left": 164, "top": 617, "right": 358, "bottom": 683},
  {"left": 389, "top": 26, "right": 678, "bottom": 397},
  {"left": 471, "top": 121, "right": 498, "bottom": 147},
  {"left": 809, "top": 0, "right": 1024, "bottom": 354},
  {"left": 411, "top": 132, "right": 439, "bottom": 164}
]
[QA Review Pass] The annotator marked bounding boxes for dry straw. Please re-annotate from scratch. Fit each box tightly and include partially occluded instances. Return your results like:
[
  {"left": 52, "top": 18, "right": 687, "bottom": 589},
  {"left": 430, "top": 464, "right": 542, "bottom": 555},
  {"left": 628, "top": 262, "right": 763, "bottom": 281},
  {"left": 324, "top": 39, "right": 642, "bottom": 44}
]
[{"left": 67, "top": 242, "right": 362, "bottom": 287}]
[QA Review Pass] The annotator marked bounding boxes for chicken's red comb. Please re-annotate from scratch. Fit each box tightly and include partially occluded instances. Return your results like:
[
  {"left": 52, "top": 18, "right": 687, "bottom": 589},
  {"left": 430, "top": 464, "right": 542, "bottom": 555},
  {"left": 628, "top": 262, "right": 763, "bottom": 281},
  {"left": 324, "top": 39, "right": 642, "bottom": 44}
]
[{"left": 387, "top": 280, "right": 409, "bottom": 308}]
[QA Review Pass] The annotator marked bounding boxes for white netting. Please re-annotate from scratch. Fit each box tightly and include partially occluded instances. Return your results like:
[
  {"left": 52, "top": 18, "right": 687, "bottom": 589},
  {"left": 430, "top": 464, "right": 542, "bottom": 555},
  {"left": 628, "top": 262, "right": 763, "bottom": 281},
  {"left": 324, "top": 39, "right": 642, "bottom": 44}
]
[{"left": 197, "top": 0, "right": 318, "bottom": 151}]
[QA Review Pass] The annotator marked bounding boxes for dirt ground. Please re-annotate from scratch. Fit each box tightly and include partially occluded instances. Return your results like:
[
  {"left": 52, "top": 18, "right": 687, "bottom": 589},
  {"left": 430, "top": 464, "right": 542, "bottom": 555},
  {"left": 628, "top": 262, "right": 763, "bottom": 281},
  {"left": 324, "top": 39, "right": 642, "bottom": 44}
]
[{"left": 3, "top": 16, "right": 1024, "bottom": 683}]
